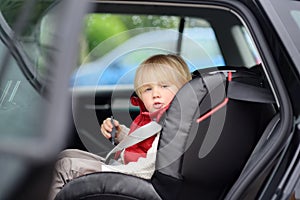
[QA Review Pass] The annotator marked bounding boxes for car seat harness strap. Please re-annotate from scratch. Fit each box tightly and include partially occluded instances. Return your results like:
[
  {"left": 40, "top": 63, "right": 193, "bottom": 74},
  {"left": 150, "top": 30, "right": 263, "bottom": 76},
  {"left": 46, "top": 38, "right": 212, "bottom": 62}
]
[
  {"left": 196, "top": 71, "right": 232, "bottom": 123},
  {"left": 196, "top": 70, "right": 275, "bottom": 123},
  {"left": 104, "top": 121, "right": 162, "bottom": 164}
]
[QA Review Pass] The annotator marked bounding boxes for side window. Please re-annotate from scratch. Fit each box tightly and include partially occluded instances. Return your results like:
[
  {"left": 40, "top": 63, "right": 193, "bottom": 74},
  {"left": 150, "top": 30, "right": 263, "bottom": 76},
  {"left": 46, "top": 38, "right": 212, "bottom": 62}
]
[
  {"left": 231, "top": 25, "right": 261, "bottom": 65},
  {"left": 0, "top": 1, "right": 55, "bottom": 142},
  {"left": 182, "top": 17, "right": 225, "bottom": 67},
  {"left": 71, "top": 14, "right": 225, "bottom": 87},
  {"left": 1, "top": 1, "right": 53, "bottom": 83},
  {"left": 0, "top": 41, "right": 44, "bottom": 139}
]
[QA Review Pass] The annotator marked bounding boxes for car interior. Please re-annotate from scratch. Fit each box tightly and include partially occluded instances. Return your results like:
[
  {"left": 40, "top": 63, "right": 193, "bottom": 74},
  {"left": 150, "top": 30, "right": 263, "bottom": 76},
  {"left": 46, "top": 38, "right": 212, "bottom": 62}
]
[
  {"left": 0, "top": 0, "right": 288, "bottom": 199},
  {"left": 68, "top": 2, "right": 268, "bottom": 155},
  {"left": 53, "top": 2, "right": 280, "bottom": 200},
  {"left": 56, "top": 63, "right": 277, "bottom": 200}
]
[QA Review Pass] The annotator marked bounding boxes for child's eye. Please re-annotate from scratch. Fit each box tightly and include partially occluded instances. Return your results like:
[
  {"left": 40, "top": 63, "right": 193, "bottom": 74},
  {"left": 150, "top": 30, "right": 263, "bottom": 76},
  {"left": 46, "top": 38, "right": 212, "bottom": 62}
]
[
  {"left": 161, "top": 84, "right": 169, "bottom": 88},
  {"left": 144, "top": 87, "right": 152, "bottom": 92}
]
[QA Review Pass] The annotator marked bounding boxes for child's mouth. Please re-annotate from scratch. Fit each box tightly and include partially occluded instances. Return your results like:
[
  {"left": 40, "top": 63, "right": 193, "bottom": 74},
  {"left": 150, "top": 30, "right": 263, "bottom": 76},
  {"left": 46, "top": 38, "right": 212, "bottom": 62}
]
[{"left": 153, "top": 102, "right": 163, "bottom": 109}]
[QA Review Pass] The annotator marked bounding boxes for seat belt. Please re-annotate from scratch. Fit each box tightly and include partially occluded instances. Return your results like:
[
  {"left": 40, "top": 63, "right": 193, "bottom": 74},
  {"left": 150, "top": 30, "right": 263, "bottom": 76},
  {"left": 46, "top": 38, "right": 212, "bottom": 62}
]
[{"left": 104, "top": 121, "right": 162, "bottom": 164}]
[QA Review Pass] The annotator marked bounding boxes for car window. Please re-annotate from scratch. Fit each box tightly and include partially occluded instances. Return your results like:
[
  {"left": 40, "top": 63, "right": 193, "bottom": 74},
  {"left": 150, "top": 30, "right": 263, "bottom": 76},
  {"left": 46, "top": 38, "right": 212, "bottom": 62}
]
[
  {"left": 1, "top": 0, "right": 55, "bottom": 83},
  {"left": 0, "top": 0, "right": 61, "bottom": 152},
  {"left": 0, "top": 40, "right": 45, "bottom": 139},
  {"left": 0, "top": 1, "right": 90, "bottom": 199},
  {"left": 260, "top": 0, "right": 300, "bottom": 71},
  {"left": 71, "top": 14, "right": 227, "bottom": 87},
  {"left": 291, "top": 10, "right": 300, "bottom": 30},
  {"left": 232, "top": 26, "right": 261, "bottom": 65},
  {"left": 0, "top": 0, "right": 73, "bottom": 148}
]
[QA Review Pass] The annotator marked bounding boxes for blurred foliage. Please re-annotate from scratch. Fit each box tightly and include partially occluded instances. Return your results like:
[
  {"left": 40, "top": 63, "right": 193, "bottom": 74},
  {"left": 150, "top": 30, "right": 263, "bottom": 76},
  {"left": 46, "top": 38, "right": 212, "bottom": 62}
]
[
  {"left": 121, "top": 15, "right": 179, "bottom": 29},
  {"left": 0, "top": 0, "right": 55, "bottom": 81},
  {"left": 0, "top": 0, "right": 23, "bottom": 25},
  {"left": 0, "top": 0, "right": 53, "bottom": 36},
  {"left": 84, "top": 14, "right": 179, "bottom": 48},
  {"left": 82, "top": 14, "right": 180, "bottom": 61},
  {"left": 84, "top": 14, "right": 127, "bottom": 53}
]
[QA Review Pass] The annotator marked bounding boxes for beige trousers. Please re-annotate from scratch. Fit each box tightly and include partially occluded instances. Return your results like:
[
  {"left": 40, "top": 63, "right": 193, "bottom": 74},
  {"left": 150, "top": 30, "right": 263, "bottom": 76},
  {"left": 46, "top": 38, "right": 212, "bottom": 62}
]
[{"left": 48, "top": 149, "right": 104, "bottom": 200}]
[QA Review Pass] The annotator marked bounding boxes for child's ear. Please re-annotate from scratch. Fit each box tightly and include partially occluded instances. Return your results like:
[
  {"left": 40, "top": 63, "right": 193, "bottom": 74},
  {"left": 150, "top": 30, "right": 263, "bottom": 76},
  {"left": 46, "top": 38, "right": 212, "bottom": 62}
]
[
  {"left": 130, "top": 95, "right": 140, "bottom": 106},
  {"left": 130, "top": 92, "right": 147, "bottom": 112}
]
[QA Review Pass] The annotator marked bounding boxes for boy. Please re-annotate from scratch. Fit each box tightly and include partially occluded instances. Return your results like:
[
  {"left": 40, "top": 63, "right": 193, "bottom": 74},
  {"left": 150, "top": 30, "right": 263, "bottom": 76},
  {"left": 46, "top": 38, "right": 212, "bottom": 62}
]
[{"left": 49, "top": 54, "right": 192, "bottom": 199}]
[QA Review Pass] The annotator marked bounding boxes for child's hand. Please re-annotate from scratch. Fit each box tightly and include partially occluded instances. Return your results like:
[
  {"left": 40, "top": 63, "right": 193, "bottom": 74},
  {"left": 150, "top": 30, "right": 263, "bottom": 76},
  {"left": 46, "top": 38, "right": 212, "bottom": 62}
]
[{"left": 100, "top": 117, "right": 120, "bottom": 140}]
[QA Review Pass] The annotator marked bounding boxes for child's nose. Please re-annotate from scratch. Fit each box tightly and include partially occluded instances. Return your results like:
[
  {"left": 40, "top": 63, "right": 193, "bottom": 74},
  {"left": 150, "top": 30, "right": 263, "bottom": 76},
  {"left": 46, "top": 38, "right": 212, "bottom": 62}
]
[{"left": 152, "top": 87, "right": 161, "bottom": 98}]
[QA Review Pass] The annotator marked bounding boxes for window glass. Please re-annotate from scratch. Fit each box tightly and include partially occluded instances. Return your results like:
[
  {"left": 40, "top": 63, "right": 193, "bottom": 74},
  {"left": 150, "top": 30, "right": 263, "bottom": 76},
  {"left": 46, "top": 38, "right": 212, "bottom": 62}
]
[
  {"left": 0, "top": 0, "right": 55, "bottom": 141},
  {"left": 231, "top": 26, "right": 261, "bottom": 66},
  {"left": 71, "top": 14, "right": 224, "bottom": 87},
  {"left": 1, "top": 0, "right": 54, "bottom": 82},
  {"left": 0, "top": 41, "right": 45, "bottom": 139},
  {"left": 291, "top": 10, "right": 300, "bottom": 30},
  {"left": 265, "top": 0, "right": 300, "bottom": 61},
  {"left": 182, "top": 17, "right": 225, "bottom": 67}
]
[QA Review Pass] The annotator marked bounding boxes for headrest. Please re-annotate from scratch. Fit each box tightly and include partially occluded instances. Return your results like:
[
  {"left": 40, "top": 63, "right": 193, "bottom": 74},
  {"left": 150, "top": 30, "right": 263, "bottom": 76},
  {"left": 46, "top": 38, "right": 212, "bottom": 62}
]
[{"left": 192, "top": 64, "right": 275, "bottom": 104}]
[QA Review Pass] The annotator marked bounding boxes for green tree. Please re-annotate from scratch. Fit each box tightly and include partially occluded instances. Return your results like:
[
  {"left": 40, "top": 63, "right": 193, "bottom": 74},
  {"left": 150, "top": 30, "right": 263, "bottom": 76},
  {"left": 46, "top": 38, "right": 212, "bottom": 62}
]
[
  {"left": 0, "top": 0, "right": 53, "bottom": 36},
  {"left": 84, "top": 14, "right": 129, "bottom": 57}
]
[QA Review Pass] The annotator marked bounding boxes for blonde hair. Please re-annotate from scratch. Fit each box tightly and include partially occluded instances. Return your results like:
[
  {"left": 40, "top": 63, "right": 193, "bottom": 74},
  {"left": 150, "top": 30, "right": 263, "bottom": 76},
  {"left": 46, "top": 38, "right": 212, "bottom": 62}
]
[{"left": 134, "top": 54, "right": 192, "bottom": 97}]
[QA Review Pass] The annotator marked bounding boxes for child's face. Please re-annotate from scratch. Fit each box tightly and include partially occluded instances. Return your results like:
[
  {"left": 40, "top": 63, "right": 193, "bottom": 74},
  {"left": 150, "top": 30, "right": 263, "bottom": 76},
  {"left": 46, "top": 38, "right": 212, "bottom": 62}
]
[{"left": 139, "top": 82, "right": 178, "bottom": 113}]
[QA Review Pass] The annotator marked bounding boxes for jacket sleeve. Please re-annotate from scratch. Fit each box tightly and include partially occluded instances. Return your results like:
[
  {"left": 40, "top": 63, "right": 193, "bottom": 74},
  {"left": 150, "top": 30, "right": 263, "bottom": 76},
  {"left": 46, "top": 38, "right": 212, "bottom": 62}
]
[{"left": 115, "top": 125, "right": 130, "bottom": 143}]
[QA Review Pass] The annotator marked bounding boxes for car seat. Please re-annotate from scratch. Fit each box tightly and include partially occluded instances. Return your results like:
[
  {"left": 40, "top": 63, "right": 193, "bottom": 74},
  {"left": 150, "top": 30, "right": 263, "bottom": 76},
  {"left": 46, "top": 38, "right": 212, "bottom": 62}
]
[{"left": 54, "top": 65, "right": 276, "bottom": 200}]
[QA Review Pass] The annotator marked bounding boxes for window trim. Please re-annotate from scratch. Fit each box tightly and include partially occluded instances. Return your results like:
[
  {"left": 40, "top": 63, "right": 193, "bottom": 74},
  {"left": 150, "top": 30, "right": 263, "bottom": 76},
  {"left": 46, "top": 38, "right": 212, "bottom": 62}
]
[{"left": 0, "top": 12, "right": 42, "bottom": 93}]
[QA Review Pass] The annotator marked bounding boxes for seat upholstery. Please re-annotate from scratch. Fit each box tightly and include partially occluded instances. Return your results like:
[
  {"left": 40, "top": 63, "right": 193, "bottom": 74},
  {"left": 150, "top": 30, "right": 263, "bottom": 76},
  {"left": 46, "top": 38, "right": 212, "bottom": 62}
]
[
  {"left": 55, "top": 172, "right": 161, "bottom": 200},
  {"left": 54, "top": 65, "right": 276, "bottom": 200}
]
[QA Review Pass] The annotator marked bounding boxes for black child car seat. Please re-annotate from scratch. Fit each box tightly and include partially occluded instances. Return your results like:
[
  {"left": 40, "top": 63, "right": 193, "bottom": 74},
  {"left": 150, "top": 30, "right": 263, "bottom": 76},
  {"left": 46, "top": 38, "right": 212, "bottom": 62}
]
[{"left": 54, "top": 64, "right": 276, "bottom": 200}]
